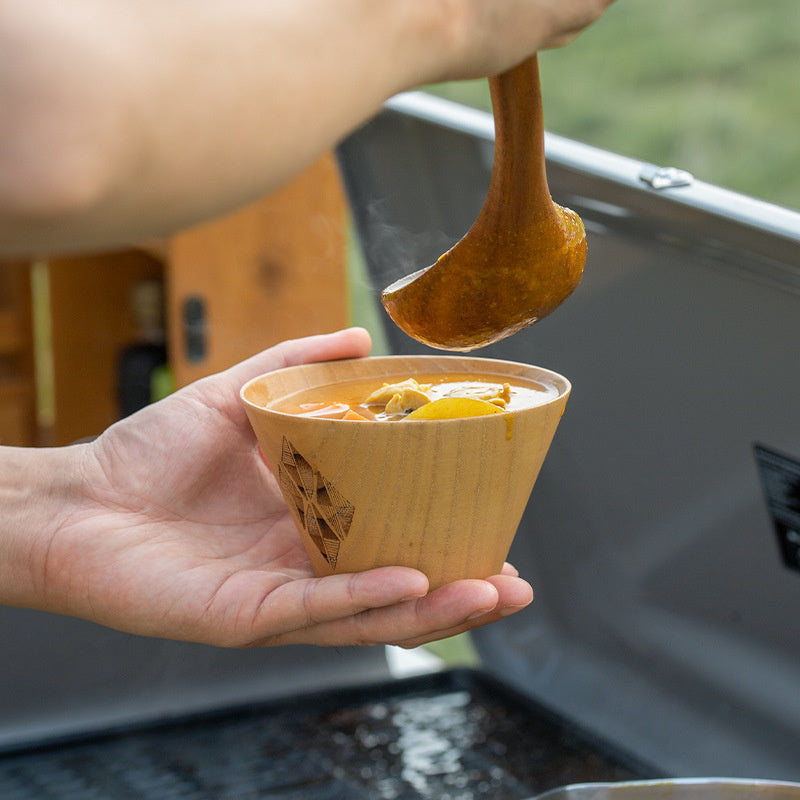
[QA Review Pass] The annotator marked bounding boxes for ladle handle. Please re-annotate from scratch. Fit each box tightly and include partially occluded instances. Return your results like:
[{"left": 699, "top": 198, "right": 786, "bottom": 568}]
[{"left": 487, "top": 54, "right": 551, "bottom": 212}]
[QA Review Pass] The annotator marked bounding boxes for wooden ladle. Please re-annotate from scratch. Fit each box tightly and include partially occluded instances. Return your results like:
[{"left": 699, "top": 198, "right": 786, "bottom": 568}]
[{"left": 381, "top": 55, "right": 586, "bottom": 351}]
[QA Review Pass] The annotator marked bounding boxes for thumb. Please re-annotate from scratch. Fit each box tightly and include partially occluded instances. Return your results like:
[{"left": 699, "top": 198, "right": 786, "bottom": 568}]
[{"left": 220, "top": 327, "right": 373, "bottom": 392}]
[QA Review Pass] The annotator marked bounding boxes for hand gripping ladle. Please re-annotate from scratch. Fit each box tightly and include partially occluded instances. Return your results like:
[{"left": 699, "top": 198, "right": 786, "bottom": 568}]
[{"left": 381, "top": 55, "right": 586, "bottom": 351}]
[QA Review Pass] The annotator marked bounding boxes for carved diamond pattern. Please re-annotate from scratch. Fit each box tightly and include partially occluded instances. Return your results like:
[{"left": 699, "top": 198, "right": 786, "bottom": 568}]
[{"left": 277, "top": 437, "right": 355, "bottom": 569}]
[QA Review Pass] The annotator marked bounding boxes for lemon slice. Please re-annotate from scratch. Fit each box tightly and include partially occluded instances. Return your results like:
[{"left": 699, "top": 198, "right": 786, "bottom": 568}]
[{"left": 405, "top": 397, "right": 504, "bottom": 420}]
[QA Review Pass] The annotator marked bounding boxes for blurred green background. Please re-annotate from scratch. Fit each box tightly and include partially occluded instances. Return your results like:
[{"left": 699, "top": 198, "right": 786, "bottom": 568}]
[{"left": 424, "top": 0, "right": 800, "bottom": 211}]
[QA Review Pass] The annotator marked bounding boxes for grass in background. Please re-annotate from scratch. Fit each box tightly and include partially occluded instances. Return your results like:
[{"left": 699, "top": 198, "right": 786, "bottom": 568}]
[{"left": 425, "top": 0, "right": 800, "bottom": 211}]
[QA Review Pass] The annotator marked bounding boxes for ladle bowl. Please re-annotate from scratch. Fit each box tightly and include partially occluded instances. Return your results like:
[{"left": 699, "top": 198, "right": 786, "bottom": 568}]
[{"left": 381, "top": 55, "right": 586, "bottom": 351}]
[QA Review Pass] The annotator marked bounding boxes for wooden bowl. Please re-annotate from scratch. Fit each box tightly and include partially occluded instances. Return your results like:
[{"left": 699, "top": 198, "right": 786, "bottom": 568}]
[{"left": 240, "top": 355, "right": 570, "bottom": 589}]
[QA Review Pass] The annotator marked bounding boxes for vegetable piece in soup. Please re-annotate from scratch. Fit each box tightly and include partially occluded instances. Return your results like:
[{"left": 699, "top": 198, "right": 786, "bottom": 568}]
[{"left": 268, "top": 373, "right": 556, "bottom": 421}]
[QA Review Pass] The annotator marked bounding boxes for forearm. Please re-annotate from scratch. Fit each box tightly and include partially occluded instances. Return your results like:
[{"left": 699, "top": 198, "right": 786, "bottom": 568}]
[
  {"left": 0, "top": 0, "right": 451, "bottom": 254},
  {"left": 0, "top": 445, "right": 82, "bottom": 611},
  {"left": 0, "top": 0, "right": 615, "bottom": 256}
]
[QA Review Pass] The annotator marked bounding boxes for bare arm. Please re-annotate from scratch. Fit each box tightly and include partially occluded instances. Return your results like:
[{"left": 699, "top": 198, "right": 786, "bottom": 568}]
[{"left": 0, "top": 0, "right": 614, "bottom": 255}]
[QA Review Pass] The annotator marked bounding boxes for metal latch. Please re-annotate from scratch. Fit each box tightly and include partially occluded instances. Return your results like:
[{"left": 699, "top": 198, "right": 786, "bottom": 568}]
[
  {"left": 182, "top": 295, "right": 207, "bottom": 363},
  {"left": 639, "top": 164, "right": 694, "bottom": 190}
]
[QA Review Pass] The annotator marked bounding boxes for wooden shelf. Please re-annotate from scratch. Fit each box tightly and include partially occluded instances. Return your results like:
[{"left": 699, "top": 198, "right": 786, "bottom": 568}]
[
  {"left": 0, "top": 377, "right": 33, "bottom": 446},
  {"left": 0, "top": 376, "right": 29, "bottom": 397},
  {"left": 0, "top": 262, "right": 36, "bottom": 445},
  {"left": 0, "top": 310, "right": 24, "bottom": 354},
  {"left": 35, "top": 151, "right": 349, "bottom": 445}
]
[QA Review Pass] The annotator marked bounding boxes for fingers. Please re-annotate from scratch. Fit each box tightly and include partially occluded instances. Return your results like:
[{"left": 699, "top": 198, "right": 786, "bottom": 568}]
[
  {"left": 247, "top": 568, "right": 533, "bottom": 649},
  {"left": 390, "top": 574, "right": 534, "bottom": 649},
  {"left": 532, "top": 0, "right": 617, "bottom": 51},
  {"left": 269, "top": 326, "right": 373, "bottom": 370},
  {"left": 246, "top": 566, "right": 431, "bottom": 642}
]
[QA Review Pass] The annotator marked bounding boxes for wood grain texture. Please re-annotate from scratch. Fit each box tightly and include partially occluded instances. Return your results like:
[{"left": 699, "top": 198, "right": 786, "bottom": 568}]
[
  {"left": 0, "top": 262, "right": 37, "bottom": 445},
  {"left": 167, "top": 153, "right": 349, "bottom": 387},
  {"left": 242, "top": 355, "right": 570, "bottom": 588},
  {"left": 47, "top": 250, "right": 163, "bottom": 444}
]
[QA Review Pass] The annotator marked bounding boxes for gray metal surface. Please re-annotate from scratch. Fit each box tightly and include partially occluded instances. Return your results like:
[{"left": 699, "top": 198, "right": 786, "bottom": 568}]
[
  {"left": 0, "top": 670, "right": 644, "bottom": 799},
  {"left": 338, "top": 92, "right": 800, "bottom": 780},
  {"left": 0, "top": 602, "right": 389, "bottom": 753}
]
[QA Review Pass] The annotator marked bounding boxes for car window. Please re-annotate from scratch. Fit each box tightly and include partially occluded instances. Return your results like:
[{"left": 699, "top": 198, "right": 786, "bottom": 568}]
[{"left": 423, "top": 0, "right": 800, "bottom": 211}]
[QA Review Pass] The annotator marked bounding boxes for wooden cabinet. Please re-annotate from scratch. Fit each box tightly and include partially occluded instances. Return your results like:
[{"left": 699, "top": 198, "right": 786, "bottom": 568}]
[
  {"left": 0, "top": 262, "right": 36, "bottom": 446},
  {"left": 47, "top": 249, "right": 165, "bottom": 444},
  {"left": 2, "top": 153, "right": 350, "bottom": 446},
  {"left": 167, "top": 151, "right": 348, "bottom": 387}
]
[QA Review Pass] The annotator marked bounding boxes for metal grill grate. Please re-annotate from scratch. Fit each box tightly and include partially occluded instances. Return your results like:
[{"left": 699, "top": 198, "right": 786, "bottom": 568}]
[{"left": 0, "top": 670, "right": 653, "bottom": 800}]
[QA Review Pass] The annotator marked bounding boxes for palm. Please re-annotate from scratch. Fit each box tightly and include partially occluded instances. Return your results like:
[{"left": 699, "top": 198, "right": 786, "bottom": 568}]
[{"left": 74, "top": 363, "right": 321, "bottom": 642}]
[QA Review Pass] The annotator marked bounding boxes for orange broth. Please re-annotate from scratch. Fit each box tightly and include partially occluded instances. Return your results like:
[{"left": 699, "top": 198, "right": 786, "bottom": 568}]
[{"left": 268, "top": 373, "right": 556, "bottom": 421}]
